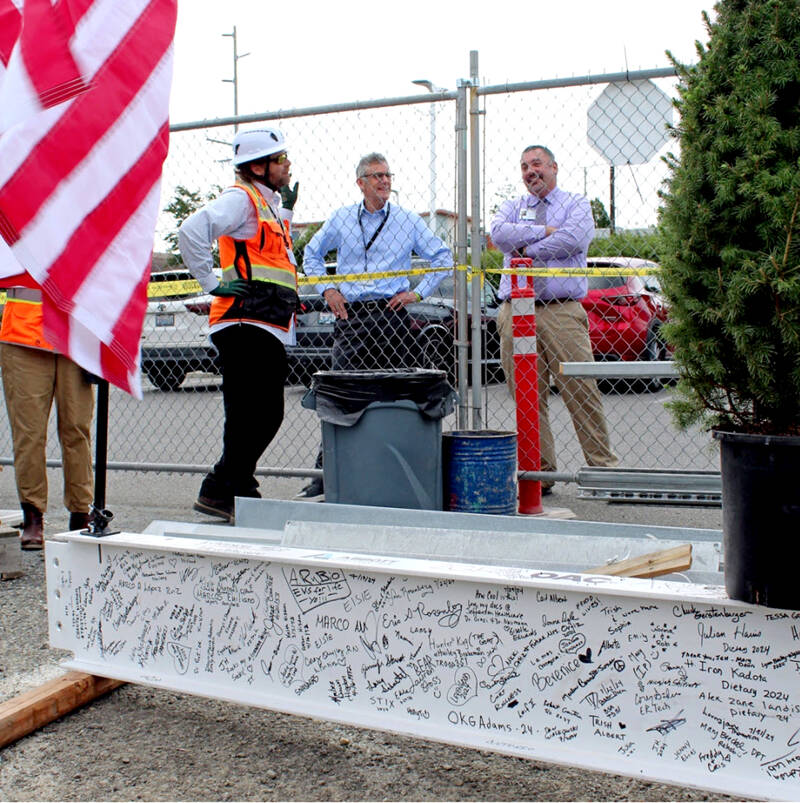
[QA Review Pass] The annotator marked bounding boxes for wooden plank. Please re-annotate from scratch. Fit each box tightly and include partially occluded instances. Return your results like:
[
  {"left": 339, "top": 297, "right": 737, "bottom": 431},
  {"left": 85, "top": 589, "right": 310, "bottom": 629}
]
[
  {"left": 584, "top": 543, "right": 692, "bottom": 578},
  {"left": 0, "top": 530, "right": 24, "bottom": 579},
  {"left": 0, "top": 672, "right": 125, "bottom": 749}
]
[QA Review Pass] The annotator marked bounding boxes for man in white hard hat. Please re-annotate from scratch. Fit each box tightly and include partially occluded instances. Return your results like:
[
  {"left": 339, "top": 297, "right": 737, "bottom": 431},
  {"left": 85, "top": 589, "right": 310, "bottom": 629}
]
[{"left": 179, "top": 126, "right": 300, "bottom": 522}]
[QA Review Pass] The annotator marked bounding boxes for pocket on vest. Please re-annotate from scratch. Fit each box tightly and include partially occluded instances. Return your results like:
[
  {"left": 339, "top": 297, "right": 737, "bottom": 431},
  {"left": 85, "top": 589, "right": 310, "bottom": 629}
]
[{"left": 224, "top": 282, "right": 298, "bottom": 328}]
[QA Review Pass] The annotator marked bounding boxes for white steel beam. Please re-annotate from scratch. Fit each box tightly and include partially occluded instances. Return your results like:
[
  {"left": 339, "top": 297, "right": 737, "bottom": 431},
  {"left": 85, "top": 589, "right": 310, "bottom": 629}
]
[{"left": 46, "top": 530, "right": 800, "bottom": 801}]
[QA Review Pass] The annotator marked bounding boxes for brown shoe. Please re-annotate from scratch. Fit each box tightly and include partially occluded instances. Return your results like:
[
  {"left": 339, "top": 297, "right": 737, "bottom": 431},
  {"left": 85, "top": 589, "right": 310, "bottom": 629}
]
[
  {"left": 69, "top": 511, "right": 91, "bottom": 531},
  {"left": 20, "top": 503, "right": 44, "bottom": 550},
  {"left": 193, "top": 495, "right": 234, "bottom": 523}
]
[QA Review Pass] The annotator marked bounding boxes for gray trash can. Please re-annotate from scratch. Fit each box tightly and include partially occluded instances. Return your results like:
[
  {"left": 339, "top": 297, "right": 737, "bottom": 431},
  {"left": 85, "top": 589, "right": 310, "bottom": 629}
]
[{"left": 303, "top": 369, "right": 456, "bottom": 510}]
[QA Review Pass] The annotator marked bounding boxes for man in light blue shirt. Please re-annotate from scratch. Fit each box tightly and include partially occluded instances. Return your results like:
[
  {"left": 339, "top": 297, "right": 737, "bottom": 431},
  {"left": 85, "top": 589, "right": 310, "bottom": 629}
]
[
  {"left": 303, "top": 152, "right": 452, "bottom": 369},
  {"left": 299, "top": 152, "right": 453, "bottom": 498}
]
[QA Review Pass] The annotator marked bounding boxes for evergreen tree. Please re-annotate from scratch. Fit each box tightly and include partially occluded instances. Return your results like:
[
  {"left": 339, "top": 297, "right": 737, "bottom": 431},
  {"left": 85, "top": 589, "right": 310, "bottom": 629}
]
[
  {"left": 658, "top": 0, "right": 800, "bottom": 435},
  {"left": 590, "top": 198, "right": 611, "bottom": 229}
]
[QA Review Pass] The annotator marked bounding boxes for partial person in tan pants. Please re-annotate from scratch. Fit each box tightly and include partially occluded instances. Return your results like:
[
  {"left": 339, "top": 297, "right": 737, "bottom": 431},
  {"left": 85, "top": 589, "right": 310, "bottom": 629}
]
[
  {"left": 491, "top": 145, "right": 617, "bottom": 493},
  {"left": 498, "top": 300, "right": 617, "bottom": 489},
  {"left": 0, "top": 287, "right": 94, "bottom": 549}
]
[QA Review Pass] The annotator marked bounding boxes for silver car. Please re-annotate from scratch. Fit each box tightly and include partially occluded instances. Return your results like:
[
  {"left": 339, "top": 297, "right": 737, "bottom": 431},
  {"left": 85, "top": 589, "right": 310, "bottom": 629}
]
[{"left": 141, "top": 269, "right": 219, "bottom": 390}]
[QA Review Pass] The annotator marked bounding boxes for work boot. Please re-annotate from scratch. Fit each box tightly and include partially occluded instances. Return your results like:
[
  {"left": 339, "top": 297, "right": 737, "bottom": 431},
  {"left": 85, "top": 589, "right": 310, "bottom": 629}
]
[
  {"left": 295, "top": 476, "right": 324, "bottom": 501},
  {"left": 193, "top": 495, "right": 234, "bottom": 523},
  {"left": 20, "top": 502, "right": 44, "bottom": 550},
  {"left": 69, "top": 511, "right": 91, "bottom": 531}
]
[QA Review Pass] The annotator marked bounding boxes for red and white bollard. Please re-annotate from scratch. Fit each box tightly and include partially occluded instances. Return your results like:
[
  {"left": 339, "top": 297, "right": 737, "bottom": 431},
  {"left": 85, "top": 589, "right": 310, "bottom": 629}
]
[{"left": 510, "top": 258, "right": 542, "bottom": 514}]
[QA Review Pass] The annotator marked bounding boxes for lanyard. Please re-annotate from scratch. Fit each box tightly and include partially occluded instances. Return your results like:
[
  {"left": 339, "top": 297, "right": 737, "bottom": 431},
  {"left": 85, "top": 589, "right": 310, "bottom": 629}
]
[
  {"left": 358, "top": 203, "right": 390, "bottom": 266},
  {"left": 261, "top": 191, "right": 297, "bottom": 267}
]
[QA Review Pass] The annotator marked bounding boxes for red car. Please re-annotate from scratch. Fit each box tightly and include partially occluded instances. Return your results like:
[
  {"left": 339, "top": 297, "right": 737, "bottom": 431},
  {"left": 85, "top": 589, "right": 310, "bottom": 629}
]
[{"left": 581, "top": 257, "right": 669, "bottom": 364}]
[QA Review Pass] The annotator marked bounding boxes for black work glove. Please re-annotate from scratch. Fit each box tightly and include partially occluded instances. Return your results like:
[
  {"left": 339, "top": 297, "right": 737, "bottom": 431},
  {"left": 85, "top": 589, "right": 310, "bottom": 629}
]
[
  {"left": 280, "top": 181, "right": 299, "bottom": 210},
  {"left": 210, "top": 279, "right": 252, "bottom": 298}
]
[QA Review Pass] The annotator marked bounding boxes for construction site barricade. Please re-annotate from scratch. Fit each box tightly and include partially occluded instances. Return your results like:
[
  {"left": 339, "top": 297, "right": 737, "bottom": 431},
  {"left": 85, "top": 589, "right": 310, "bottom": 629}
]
[{"left": 510, "top": 259, "right": 543, "bottom": 514}]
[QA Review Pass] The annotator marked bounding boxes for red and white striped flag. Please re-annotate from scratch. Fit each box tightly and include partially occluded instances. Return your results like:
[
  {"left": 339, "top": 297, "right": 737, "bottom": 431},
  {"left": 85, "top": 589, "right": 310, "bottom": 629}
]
[
  {"left": 0, "top": 0, "right": 177, "bottom": 397},
  {"left": 0, "top": 1, "right": 21, "bottom": 86}
]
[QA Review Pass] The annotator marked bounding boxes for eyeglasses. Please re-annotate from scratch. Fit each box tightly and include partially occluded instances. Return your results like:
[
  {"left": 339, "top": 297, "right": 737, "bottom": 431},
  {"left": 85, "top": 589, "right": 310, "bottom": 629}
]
[
  {"left": 270, "top": 152, "right": 289, "bottom": 164},
  {"left": 362, "top": 171, "right": 393, "bottom": 181}
]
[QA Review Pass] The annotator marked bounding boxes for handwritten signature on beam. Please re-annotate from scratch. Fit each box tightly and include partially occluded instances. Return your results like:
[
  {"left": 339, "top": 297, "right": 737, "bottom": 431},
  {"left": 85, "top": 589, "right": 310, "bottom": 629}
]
[{"left": 646, "top": 710, "right": 687, "bottom": 736}]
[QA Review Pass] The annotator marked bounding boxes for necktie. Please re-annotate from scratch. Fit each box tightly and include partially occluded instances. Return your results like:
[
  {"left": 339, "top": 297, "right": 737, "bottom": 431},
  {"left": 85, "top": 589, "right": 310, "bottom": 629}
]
[
  {"left": 532, "top": 199, "right": 547, "bottom": 291},
  {"left": 535, "top": 198, "right": 547, "bottom": 225}
]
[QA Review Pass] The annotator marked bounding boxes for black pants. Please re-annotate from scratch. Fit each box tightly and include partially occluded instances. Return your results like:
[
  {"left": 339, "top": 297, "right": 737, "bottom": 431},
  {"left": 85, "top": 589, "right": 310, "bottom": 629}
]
[
  {"left": 200, "top": 324, "right": 288, "bottom": 503},
  {"left": 312, "top": 301, "right": 423, "bottom": 477},
  {"left": 331, "top": 300, "right": 423, "bottom": 370}
]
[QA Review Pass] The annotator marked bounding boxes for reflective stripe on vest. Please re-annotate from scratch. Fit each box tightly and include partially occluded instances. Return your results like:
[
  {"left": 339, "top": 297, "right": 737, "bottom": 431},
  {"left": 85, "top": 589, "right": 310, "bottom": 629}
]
[
  {"left": 212, "top": 181, "right": 297, "bottom": 328},
  {"left": 220, "top": 259, "right": 296, "bottom": 289},
  {"left": 0, "top": 288, "right": 55, "bottom": 351}
]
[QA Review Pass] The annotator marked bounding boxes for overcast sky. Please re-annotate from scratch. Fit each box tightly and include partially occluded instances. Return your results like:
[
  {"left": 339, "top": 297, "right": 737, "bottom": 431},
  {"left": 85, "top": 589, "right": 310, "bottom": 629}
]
[{"left": 170, "top": 0, "right": 715, "bottom": 123}]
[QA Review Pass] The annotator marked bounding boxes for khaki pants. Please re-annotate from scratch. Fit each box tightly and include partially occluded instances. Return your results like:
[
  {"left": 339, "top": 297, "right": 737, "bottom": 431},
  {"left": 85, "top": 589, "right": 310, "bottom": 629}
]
[
  {"left": 498, "top": 300, "right": 618, "bottom": 477},
  {"left": 1, "top": 343, "right": 94, "bottom": 513}
]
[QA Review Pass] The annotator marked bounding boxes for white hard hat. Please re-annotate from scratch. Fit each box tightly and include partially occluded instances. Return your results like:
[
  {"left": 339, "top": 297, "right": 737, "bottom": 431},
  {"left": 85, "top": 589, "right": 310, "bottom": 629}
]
[{"left": 231, "top": 127, "right": 286, "bottom": 166}]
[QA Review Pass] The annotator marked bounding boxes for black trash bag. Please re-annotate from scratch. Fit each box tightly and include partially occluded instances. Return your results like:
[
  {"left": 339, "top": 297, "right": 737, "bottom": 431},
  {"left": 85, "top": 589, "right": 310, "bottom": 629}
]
[{"left": 304, "top": 369, "right": 457, "bottom": 427}]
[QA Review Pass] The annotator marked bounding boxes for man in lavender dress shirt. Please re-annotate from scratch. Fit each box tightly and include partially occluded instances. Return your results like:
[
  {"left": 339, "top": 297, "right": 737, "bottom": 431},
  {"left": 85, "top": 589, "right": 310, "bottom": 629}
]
[{"left": 491, "top": 145, "right": 617, "bottom": 493}]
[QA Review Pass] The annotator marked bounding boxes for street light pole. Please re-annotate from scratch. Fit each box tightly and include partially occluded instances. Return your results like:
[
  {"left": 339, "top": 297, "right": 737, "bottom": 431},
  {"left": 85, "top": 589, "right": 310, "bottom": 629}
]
[
  {"left": 222, "top": 26, "right": 249, "bottom": 131},
  {"left": 412, "top": 79, "right": 444, "bottom": 233}
]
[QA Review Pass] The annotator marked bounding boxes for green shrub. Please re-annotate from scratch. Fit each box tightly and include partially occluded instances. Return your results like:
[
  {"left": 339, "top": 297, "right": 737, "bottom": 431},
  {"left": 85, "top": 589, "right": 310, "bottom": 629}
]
[{"left": 658, "top": 0, "right": 800, "bottom": 436}]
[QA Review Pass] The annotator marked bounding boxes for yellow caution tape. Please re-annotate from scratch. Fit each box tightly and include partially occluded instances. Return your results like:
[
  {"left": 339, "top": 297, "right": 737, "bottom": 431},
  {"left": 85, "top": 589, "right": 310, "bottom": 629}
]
[
  {"left": 489, "top": 266, "right": 660, "bottom": 277},
  {"left": 145, "top": 268, "right": 452, "bottom": 297},
  {"left": 296, "top": 265, "right": 455, "bottom": 286},
  {"left": 144, "top": 264, "right": 655, "bottom": 299},
  {"left": 147, "top": 278, "right": 204, "bottom": 298}
]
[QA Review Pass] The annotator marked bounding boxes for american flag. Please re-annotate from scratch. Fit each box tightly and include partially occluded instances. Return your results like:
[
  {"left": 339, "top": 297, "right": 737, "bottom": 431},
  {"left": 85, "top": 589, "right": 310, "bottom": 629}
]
[
  {"left": 0, "top": 1, "right": 21, "bottom": 89},
  {"left": 0, "top": 0, "right": 177, "bottom": 396}
]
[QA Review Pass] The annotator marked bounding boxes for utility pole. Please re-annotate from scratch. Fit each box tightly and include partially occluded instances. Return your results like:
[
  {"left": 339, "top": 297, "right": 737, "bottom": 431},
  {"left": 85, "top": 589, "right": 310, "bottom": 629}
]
[
  {"left": 222, "top": 26, "right": 249, "bottom": 130},
  {"left": 412, "top": 78, "right": 446, "bottom": 233}
]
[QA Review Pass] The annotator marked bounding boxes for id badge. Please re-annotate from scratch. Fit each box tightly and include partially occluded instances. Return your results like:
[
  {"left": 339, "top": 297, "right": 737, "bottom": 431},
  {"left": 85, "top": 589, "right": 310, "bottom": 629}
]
[{"left": 520, "top": 208, "right": 538, "bottom": 221}]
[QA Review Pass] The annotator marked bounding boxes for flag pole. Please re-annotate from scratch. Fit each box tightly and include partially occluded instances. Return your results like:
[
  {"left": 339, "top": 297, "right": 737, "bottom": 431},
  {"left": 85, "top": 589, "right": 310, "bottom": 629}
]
[{"left": 87, "top": 378, "right": 118, "bottom": 536}]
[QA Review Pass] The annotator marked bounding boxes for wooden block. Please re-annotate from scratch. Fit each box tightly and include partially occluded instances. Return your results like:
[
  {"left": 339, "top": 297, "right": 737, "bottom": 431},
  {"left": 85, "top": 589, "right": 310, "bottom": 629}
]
[
  {"left": 0, "top": 530, "right": 23, "bottom": 579},
  {"left": 0, "top": 672, "right": 125, "bottom": 749},
  {"left": 584, "top": 543, "right": 693, "bottom": 579},
  {"left": 0, "top": 508, "right": 23, "bottom": 528}
]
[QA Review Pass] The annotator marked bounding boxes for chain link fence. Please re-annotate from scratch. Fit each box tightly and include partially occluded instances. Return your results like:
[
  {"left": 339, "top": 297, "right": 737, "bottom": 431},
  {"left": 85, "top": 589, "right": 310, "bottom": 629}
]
[{"left": 0, "top": 63, "right": 720, "bottom": 483}]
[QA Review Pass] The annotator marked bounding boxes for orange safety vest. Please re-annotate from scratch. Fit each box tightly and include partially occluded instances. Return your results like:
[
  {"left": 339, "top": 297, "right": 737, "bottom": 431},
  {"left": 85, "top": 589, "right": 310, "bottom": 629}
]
[
  {"left": 210, "top": 181, "right": 298, "bottom": 331},
  {"left": 0, "top": 288, "right": 55, "bottom": 351}
]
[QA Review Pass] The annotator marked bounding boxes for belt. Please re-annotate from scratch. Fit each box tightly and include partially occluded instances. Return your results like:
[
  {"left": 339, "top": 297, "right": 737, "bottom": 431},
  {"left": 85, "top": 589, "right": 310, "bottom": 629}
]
[{"left": 347, "top": 298, "right": 391, "bottom": 311}]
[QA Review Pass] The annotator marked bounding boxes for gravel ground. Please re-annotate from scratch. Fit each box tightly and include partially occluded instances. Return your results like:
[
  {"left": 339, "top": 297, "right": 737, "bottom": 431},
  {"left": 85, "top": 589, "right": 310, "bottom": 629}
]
[{"left": 0, "top": 468, "right": 737, "bottom": 802}]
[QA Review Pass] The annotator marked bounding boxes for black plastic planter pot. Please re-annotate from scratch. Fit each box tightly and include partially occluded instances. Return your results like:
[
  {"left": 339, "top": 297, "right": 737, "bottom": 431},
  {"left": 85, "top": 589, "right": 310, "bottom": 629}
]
[{"left": 714, "top": 430, "right": 800, "bottom": 610}]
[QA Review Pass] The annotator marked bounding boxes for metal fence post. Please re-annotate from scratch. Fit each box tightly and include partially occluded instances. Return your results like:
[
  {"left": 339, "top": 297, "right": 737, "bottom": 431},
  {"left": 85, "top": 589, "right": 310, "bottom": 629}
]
[
  {"left": 455, "top": 78, "right": 470, "bottom": 428},
  {"left": 469, "top": 50, "right": 484, "bottom": 430}
]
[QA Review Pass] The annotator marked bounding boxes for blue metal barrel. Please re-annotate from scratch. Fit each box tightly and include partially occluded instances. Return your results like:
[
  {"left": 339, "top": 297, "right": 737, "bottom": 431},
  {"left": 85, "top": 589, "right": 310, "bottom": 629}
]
[{"left": 442, "top": 430, "right": 517, "bottom": 515}]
